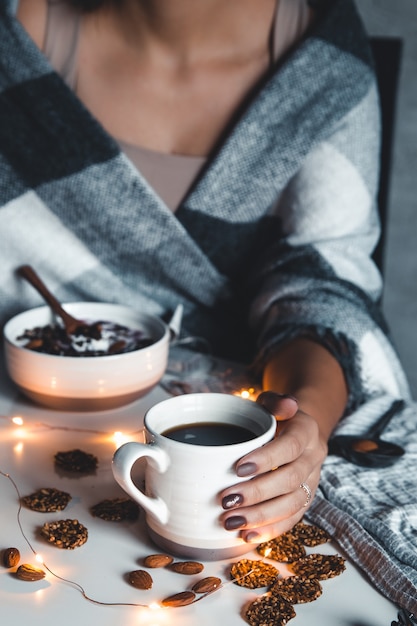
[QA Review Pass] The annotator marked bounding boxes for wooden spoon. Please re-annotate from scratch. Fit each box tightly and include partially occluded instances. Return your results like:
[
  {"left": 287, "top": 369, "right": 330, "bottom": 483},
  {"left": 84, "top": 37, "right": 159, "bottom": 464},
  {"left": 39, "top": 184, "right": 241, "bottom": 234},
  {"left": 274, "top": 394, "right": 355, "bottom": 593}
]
[{"left": 17, "top": 265, "right": 87, "bottom": 335}]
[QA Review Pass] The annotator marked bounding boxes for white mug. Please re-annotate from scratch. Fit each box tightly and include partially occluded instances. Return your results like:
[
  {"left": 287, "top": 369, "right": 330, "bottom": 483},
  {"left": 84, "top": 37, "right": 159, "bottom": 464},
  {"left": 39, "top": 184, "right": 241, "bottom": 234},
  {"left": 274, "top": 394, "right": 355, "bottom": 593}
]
[{"left": 112, "top": 393, "right": 276, "bottom": 560}]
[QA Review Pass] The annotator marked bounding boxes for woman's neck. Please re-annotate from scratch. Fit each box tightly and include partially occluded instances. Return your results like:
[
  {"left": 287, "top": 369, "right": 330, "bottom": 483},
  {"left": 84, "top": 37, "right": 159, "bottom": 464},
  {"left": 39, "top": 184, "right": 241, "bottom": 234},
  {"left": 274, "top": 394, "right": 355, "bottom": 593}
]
[
  {"left": 99, "top": 0, "right": 277, "bottom": 68},
  {"left": 77, "top": 0, "right": 278, "bottom": 156}
]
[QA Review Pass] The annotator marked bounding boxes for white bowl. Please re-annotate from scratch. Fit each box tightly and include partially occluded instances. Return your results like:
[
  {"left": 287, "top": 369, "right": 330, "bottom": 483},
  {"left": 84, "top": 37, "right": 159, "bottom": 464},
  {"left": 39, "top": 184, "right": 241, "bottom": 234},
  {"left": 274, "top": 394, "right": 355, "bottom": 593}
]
[{"left": 3, "top": 302, "right": 172, "bottom": 411}]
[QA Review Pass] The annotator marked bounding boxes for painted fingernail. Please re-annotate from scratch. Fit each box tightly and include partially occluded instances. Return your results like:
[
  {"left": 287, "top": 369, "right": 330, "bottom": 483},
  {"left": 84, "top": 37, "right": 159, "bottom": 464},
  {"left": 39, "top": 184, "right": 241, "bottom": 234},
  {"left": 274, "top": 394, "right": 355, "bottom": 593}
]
[
  {"left": 258, "top": 391, "right": 298, "bottom": 402},
  {"left": 224, "top": 516, "right": 247, "bottom": 531},
  {"left": 244, "top": 532, "right": 260, "bottom": 543},
  {"left": 280, "top": 393, "right": 298, "bottom": 402},
  {"left": 236, "top": 462, "right": 258, "bottom": 477},
  {"left": 222, "top": 493, "right": 243, "bottom": 509}
]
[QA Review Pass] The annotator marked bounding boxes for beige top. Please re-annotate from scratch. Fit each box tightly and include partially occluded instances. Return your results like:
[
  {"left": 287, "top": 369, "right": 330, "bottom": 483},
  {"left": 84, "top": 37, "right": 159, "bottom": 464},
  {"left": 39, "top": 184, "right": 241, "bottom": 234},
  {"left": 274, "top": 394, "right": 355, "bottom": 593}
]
[{"left": 44, "top": 0, "right": 312, "bottom": 210}]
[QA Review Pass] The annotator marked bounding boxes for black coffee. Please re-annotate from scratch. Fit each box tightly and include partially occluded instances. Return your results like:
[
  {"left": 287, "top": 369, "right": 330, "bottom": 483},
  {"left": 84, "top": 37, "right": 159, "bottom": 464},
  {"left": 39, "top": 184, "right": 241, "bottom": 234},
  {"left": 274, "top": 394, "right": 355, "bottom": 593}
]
[{"left": 161, "top": 422, "right": 257, "bottom": 446}]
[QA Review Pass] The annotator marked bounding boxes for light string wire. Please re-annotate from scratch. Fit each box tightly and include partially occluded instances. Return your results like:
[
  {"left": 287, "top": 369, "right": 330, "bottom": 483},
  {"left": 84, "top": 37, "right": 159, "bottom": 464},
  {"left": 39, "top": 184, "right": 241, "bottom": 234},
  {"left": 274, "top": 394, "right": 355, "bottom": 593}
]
[
  {"left": 0, "top": 412, "right": 142, "bottom": 436},
  {"left": 0, "top": 380, "right": 260, "bottom": 610},
  {"left": 0, "top": 469, "right": 255, "bottom": 610},
  {"left": 0, "top": 469, "right": 149, "bottom": 608}
]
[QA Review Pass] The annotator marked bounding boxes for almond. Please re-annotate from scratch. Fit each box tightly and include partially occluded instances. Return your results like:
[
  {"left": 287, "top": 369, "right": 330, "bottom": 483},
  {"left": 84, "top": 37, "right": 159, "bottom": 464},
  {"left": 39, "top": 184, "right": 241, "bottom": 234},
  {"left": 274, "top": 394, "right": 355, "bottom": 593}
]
[
  {"left": 16, "top": 564, "right": 45, "bottom": 581},
  {"left": 192, "top": 576, "right": 222, "bottom": 594},
  {"left": 169, "top": 561, "right": 204, "bottom": 575},
  {"left": 3, "top": 547, "right": 20, "bottom": 568},
  {"left": 128, "top": 569, "right": 153, "bottom": 590},
  {"left": 161, "top": 591, "right": 196, "bottom": 607},
  {"left": 143, "top": 554, "right": 174, "bottom": 568}
]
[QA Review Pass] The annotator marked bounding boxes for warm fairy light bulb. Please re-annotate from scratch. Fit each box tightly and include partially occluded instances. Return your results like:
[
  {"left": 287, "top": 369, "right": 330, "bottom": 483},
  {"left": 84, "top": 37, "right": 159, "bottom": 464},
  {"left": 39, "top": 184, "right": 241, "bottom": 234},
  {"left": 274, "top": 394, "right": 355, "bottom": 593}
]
[
  {"left": 35, "top": 553, "right": 44, "bottom": 564},
  {"left": 11, "top": 416, "right": 28, "bottom": 441},
  {"left": 139, "top": 602, "right": 169, "bottom": 626},
  {"left": 263, "top": 547, "right": 272, "bottom": 558},
  {"left": 234, "top": 387, "right": 258, "bottom": 400},
  {"left": 13, "top": 442, "right": 24, "bottom": 455},
  {"left": 113, "top": 431, "right": 130, "bottom": 447}
]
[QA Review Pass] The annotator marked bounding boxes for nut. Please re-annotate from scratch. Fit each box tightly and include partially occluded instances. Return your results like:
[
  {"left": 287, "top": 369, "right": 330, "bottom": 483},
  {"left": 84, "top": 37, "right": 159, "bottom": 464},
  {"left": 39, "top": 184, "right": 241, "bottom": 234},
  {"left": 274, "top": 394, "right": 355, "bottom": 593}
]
[
  {"left": 161, "top": 591, "right": 196, "bottom": 607},
  {"left": 128, "top": 569, "right": 153, "bottom": 590},
  {"left": 3, "top": 547, "right": 20, "bottom": 568},
  {"left": 169, "top": 561, "right": 204, "bottom": 575},
  {"left": 25, "top": 339, "right": 43, "bottom": 350},
  {"left": 192, "top": 576, "right": 222, "bottom": 594},
  {"left": 143, "top": 554, "right": 174, "bottom": 568},
  {"left": 16, "top": 564, "right": 46, "bottom": 581}
]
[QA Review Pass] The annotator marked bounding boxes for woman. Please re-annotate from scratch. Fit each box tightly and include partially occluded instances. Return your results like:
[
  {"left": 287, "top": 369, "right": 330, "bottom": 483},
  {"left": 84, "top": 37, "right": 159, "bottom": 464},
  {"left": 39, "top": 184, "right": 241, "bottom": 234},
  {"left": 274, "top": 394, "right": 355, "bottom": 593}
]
[{"left": 0, "top": 0, "right": 410, "bottom": 544}]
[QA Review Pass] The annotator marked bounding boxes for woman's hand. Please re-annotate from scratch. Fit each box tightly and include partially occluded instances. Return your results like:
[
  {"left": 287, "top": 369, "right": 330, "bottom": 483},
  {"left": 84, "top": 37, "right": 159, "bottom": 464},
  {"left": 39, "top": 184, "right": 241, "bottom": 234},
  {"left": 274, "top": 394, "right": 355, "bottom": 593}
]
[{"left": 219, "top": 391, "right": 328, "bottom": 543}]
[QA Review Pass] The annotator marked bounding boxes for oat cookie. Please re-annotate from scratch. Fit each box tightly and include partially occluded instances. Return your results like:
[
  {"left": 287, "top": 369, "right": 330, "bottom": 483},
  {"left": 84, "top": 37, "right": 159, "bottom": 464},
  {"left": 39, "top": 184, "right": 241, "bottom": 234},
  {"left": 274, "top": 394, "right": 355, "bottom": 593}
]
[
  {"left": 230, "top": 559, "right": 279, "bottom": 589},
  {"left": 40, "top": 519, "right": 88, "bottom": 549},
  {"left": 269, "top": 575, "right": 322, "bottom": 603},
  {"left": 256, "top": 532, "right": 306, "bottom": 563},
  {"left": 91, "top": 498, "right": 139, "bottom": 522},
  {"left": 291, "top": 521, "right": 330, "bottom": 547},
  {"left": 54, "top": 449, "right": 98, "bottom": 473},
  {"left": 290, "top": 553, "right": 346, "bottom": 580},
  {"left": 22, "top": 487, "right": 72, "bottom": 512},
  {"left": 244, "top": 594, "right": 296, "bottom": 626}
]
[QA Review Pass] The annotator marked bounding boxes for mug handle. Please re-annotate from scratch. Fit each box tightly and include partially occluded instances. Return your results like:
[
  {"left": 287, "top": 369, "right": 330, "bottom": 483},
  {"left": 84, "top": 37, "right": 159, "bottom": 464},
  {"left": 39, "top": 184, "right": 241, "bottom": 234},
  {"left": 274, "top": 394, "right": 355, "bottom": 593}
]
[{"left": 112, "top": 442, "right": 170, "bottom": 524}]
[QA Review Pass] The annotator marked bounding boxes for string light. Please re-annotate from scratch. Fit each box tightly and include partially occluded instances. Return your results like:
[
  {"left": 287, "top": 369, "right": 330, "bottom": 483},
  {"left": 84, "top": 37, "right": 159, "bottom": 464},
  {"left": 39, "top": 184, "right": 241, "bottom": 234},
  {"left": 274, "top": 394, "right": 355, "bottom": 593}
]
[
  {"left": 1, "top": 413, "right": 143, "bottom": 440},
  {"left": 0, "top": 468, "right": 257, "bottom": 613},
  {"left": 0, "top": 386, "right": 269, "bottom": 615},
  {"left": 112, "top": 430, "right": 134, "bottom": 448},
  {"left": 0, "top": 469, "right": 166, "bottom": 609},
  {"left": 13, "top": 442, "right": 24, "bottom": 455},
  {"left": 233, "top": 387, "right": 260, "bottom": 401},
  {"left": 0, "top": 383, "right": 260, "bottom": 434}
]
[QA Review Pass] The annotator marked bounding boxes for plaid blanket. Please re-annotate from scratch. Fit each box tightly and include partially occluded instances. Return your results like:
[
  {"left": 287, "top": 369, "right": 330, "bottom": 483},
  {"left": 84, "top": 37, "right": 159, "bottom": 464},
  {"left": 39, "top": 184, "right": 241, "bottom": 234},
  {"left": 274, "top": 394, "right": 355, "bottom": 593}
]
[
  {"left": 1, "top": 0, "right": 416, "bottom": 611},
  {"left": 308, "top": 395, "right": 417, "bottom": 614},
  {"left": 0, "top": 0, "right": 410, "bottom": 406}
]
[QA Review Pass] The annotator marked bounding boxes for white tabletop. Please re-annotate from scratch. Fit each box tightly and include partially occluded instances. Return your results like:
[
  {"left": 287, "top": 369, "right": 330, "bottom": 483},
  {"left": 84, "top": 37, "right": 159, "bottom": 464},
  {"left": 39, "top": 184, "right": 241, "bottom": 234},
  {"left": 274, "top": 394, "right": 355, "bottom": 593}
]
[{"left": 0, "top": 366, "right": 399, "bottom": 626}]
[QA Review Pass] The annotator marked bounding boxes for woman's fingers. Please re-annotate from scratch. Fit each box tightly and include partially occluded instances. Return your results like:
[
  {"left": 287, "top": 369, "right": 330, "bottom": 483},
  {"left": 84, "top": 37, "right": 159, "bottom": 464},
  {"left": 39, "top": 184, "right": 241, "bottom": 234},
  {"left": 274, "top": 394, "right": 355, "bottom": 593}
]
[
  {"left": 235, "top": 409, "right": 321, "bottom": 478},
  {"left": 231, "top": 462, "right": 313, "bottom": 508},
  {"left": 218, "top": 405, "right": 327, "bottom": 542},
  {"left": 256, "top": 391, "right": 298, "bottom": 421},
  {"left": 220, "top": 471, "right": 319, "bottom": 543},
  {"left": 221, "top": 459, "right": 320, "bottom": 519},
  {"left": 239, "top": 511, "right": 306, "bottom": 545}
]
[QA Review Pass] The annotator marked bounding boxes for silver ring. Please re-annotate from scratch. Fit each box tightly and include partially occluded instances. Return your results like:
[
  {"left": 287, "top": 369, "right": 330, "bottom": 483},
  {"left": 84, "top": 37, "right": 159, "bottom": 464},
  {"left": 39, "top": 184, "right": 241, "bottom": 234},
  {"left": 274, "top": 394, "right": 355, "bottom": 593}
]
[{"left": 300, "top": 482, "right": 312, "bottom": 507}]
